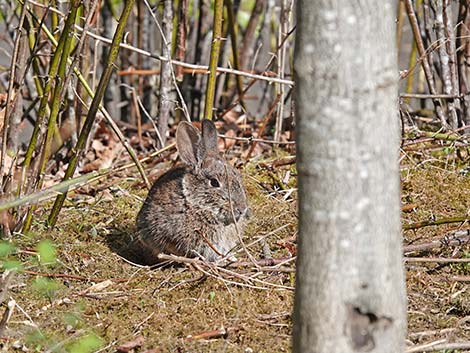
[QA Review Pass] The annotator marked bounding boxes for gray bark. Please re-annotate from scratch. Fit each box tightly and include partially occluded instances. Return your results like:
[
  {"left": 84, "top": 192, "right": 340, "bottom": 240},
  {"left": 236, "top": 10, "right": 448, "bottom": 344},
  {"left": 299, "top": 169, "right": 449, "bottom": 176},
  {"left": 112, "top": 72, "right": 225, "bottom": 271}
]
[
  {"left": 157, "top": 0, "right": 174, "bottom": 147},
  {"left": 293, "top": 1, "right": 407, "bottom": 353}
]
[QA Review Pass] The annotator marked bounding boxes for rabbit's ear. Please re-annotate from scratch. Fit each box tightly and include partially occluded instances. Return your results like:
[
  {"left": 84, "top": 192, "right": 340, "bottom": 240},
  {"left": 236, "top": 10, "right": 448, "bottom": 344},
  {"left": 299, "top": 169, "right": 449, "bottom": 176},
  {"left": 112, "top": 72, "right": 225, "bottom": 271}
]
[
  {"left": 176, "top": 122, "right": 204, "bottom": 170},
  {"left": 201, "top": 119, "right": 218, "bottom": 153}
]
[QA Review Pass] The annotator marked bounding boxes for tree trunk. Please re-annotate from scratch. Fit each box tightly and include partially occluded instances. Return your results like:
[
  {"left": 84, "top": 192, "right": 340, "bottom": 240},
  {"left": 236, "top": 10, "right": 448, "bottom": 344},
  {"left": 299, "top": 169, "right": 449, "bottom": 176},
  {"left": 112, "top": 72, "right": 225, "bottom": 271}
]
[
  {"left": 293, "top": 1, "right": 407, "bottom": 352},
  {"left": 157, "top": 0, "right": 174, "bottom": 147}
]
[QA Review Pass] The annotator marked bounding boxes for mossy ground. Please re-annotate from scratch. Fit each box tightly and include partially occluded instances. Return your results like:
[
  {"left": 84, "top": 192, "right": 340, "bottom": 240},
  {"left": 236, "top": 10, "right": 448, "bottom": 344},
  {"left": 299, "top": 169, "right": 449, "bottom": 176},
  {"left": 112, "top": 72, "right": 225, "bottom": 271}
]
[{"left": 3, "top": 149, "right": 470, "bottom": 352}]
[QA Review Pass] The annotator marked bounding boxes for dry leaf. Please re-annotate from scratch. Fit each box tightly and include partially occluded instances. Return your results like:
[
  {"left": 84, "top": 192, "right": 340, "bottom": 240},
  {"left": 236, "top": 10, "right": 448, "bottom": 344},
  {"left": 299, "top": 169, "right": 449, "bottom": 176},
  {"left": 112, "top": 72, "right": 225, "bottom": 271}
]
[
  {"left": 220, "top": 128, "right": 235, "bottom": 150},
  {"left": 116, "top": 335, "right": 145, "bottom": 353},
  {"left": 84, "top": 279, "right": 114, "bottom": 293},
  {"left": 82, "top": 122, "right": 123, "bottom": 172}
]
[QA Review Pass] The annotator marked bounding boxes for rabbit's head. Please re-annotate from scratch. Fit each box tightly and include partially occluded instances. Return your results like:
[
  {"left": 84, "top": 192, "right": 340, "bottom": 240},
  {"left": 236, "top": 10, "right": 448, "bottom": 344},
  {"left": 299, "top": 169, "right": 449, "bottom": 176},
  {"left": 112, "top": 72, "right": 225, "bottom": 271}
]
[{"left": 176, "top": 120, "right": 250, "bottom": 225}]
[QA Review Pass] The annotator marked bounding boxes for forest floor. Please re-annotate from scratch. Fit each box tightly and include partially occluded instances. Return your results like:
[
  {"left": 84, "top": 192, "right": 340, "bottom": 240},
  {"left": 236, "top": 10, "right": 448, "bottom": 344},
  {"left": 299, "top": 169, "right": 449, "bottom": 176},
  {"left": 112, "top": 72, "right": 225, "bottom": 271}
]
[{"left": 4, "top": 139, "right": 470, "bottom": 352}]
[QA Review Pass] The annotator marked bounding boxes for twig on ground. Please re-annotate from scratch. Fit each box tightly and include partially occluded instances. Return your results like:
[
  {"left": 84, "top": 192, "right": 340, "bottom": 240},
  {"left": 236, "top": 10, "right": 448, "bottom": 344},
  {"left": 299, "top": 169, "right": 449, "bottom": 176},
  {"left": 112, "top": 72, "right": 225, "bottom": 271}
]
[
  {"left": 408, "top": 327, "right": 456, "bottom": 339},
  {"left": 403, "top": 216, "right": 470, "bottom": 230},
  {"left": 116, "top": 335, "right": 145, "bottom": 352},
  {"left": 405, "top": 257, "right": 470, "bottom": 263},
  {"left": 187, "top": 326, "right": 239, "bottom": 340},
  {"left": 157, "top": 253, "right": 294, "bottom": 290},
  {"left": 0, "top": 299, "right": 15, "bottom": 337},
  {"left": 403, "top": 230, "right": 470, "bottom": 253},
  {"left": 400, "top": 93, "right": 461, "bottom": 99},
  {"left": 259, "top": 156, "right": 296, "bottom": 168},
  {"left": 401, "top": 203, "right": 418, "bottom": 212},
  {"left": 227, "top": 258, "right": 295, "bottom": 273},
  {"left": 406, "top": 340, "right": 470, "bottom": 353}
]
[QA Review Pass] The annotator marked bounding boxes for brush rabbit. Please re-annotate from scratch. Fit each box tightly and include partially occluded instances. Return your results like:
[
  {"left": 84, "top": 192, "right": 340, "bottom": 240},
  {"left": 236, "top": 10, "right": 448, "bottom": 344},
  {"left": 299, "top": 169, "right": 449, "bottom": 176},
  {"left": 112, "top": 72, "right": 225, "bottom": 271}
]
[{"left": 136, "top": 120, "right": 250, "bottom": 263}]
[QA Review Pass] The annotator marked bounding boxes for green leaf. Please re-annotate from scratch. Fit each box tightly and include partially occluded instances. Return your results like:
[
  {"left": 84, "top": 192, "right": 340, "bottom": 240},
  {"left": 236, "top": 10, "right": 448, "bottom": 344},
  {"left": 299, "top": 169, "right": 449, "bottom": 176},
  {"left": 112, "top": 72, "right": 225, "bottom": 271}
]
[
  {"left": 209, "top": 291, "right": 216, "bottom": 301},
  {"left": 36, "top": 240, "right": 56, "bottom": 265},
  {"left": 237, "top": 11, "right": 251, "bottom": 29},
  {"left": 2, "top": 260, "right": 23, "bottom": 271},
  {"left": 0, "top": 242, "right": 15, "bottom": 258},
  {"left": 32, "top": 277, "right": 59, "bottom": 298},
  {"left": 25, "top": 329, "right": 46, "bottom": 348},
  {"left": 63, "top": 312, "right": 82, "bottom": 328},
  {"left": 66, "top": 333, "right": 103, "bottom": 353}
]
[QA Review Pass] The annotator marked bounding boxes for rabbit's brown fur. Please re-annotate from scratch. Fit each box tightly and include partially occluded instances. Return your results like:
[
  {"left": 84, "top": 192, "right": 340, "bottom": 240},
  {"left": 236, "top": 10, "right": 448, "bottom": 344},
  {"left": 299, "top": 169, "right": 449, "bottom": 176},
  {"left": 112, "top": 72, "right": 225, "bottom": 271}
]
[{"left": 136, "top": 120, "right": 250, "bottom": 263}]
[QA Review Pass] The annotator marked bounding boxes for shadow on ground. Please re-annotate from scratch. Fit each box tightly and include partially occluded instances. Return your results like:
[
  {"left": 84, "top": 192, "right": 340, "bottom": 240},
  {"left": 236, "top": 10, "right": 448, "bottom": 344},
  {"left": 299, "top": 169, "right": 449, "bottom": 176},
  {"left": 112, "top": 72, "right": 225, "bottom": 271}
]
[{"left": 105, "top": 225, "right": 148, "bottom": 266}]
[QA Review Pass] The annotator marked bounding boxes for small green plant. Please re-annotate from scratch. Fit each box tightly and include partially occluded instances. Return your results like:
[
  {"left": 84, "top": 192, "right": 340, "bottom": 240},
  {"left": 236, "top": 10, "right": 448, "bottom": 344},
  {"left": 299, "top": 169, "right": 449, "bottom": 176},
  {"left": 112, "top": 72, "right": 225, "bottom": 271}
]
[
  {"left": 32, "top": 277, "right": 60, "bottom": 300},
  {"left": 0, "top": 241, "right": 15, "bottom": 257},
  {"left": 25, "top": 329, "right": 48, "bottom": 352},
  {"left": 22, "top": 239, "right": 104, "bottom": 352},
  {"left": 209, "top": 291, "right": 216, "bottom": 301},
  {"left": 66, "top": 333, "right": 104, "bottom": 353},
  {"left": 0, "top": 240, "right": 23, "bottom": 271},
  {"left": 36, "top": 239, "right": 57, "bottom": 265}
]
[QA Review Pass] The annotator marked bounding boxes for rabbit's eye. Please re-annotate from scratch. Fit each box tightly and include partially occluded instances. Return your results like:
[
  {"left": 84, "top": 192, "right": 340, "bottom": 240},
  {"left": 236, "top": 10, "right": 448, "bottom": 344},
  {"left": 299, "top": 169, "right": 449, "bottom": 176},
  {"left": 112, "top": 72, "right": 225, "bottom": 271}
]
[{"left": 209, "top": 178, "right": 220, "bottom": 187}]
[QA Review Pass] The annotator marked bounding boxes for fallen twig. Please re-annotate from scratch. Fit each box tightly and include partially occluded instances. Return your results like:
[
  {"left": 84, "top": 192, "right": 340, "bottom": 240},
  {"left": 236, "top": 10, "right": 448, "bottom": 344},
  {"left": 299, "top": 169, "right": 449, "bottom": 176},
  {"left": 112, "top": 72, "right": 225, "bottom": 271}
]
[
  {"left": 406, "top": 340, "right": 470, "bottom": 353},
  {"left": 403, "top": 216, "right": 470, "bottom": 230},
  {"left": 405, "top": 257, "right": 470, "bottom": 263},
  {"left": 186, "top": 326, "right": 238, "bottom": 341},
  {"left": 0, "top": 299, "right": 15, "bottom": 338},
  {"left": 270, "top": 156, "right": 296, "bottom": 168},
  {"left": 451, "top": 275, "right": 470, "bottom": 282},
  {"left": 116, "top": 335, "right": 145, "bottom": 353},
  {"left": 408, "top": 327, "right": 456, "bottom": 339},
  {"left": 158, "top": 253, "right": 294, "bottom": 271},
  {"left": 403, "top": 230, "right": 470, "bottom": 253},
  {"left": 400, "top": 93, "right": 462, "bottom": 99},
  {"left": 227, "top": 257, "right": 295, "bottom": 273},
  {"left": 157, "top": 254, "right": 294, "bottom": 290}
]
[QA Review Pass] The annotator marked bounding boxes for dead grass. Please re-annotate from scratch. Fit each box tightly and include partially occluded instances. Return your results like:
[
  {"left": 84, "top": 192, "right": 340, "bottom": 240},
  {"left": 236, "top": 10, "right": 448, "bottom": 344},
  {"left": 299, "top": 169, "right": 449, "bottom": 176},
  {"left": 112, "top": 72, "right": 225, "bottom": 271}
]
[
  {"left": 402, "top": 162, "right": 470, "bottom": 348},
  {"left": 4, "top": 152, "right": 470, "bottom": 352}
]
